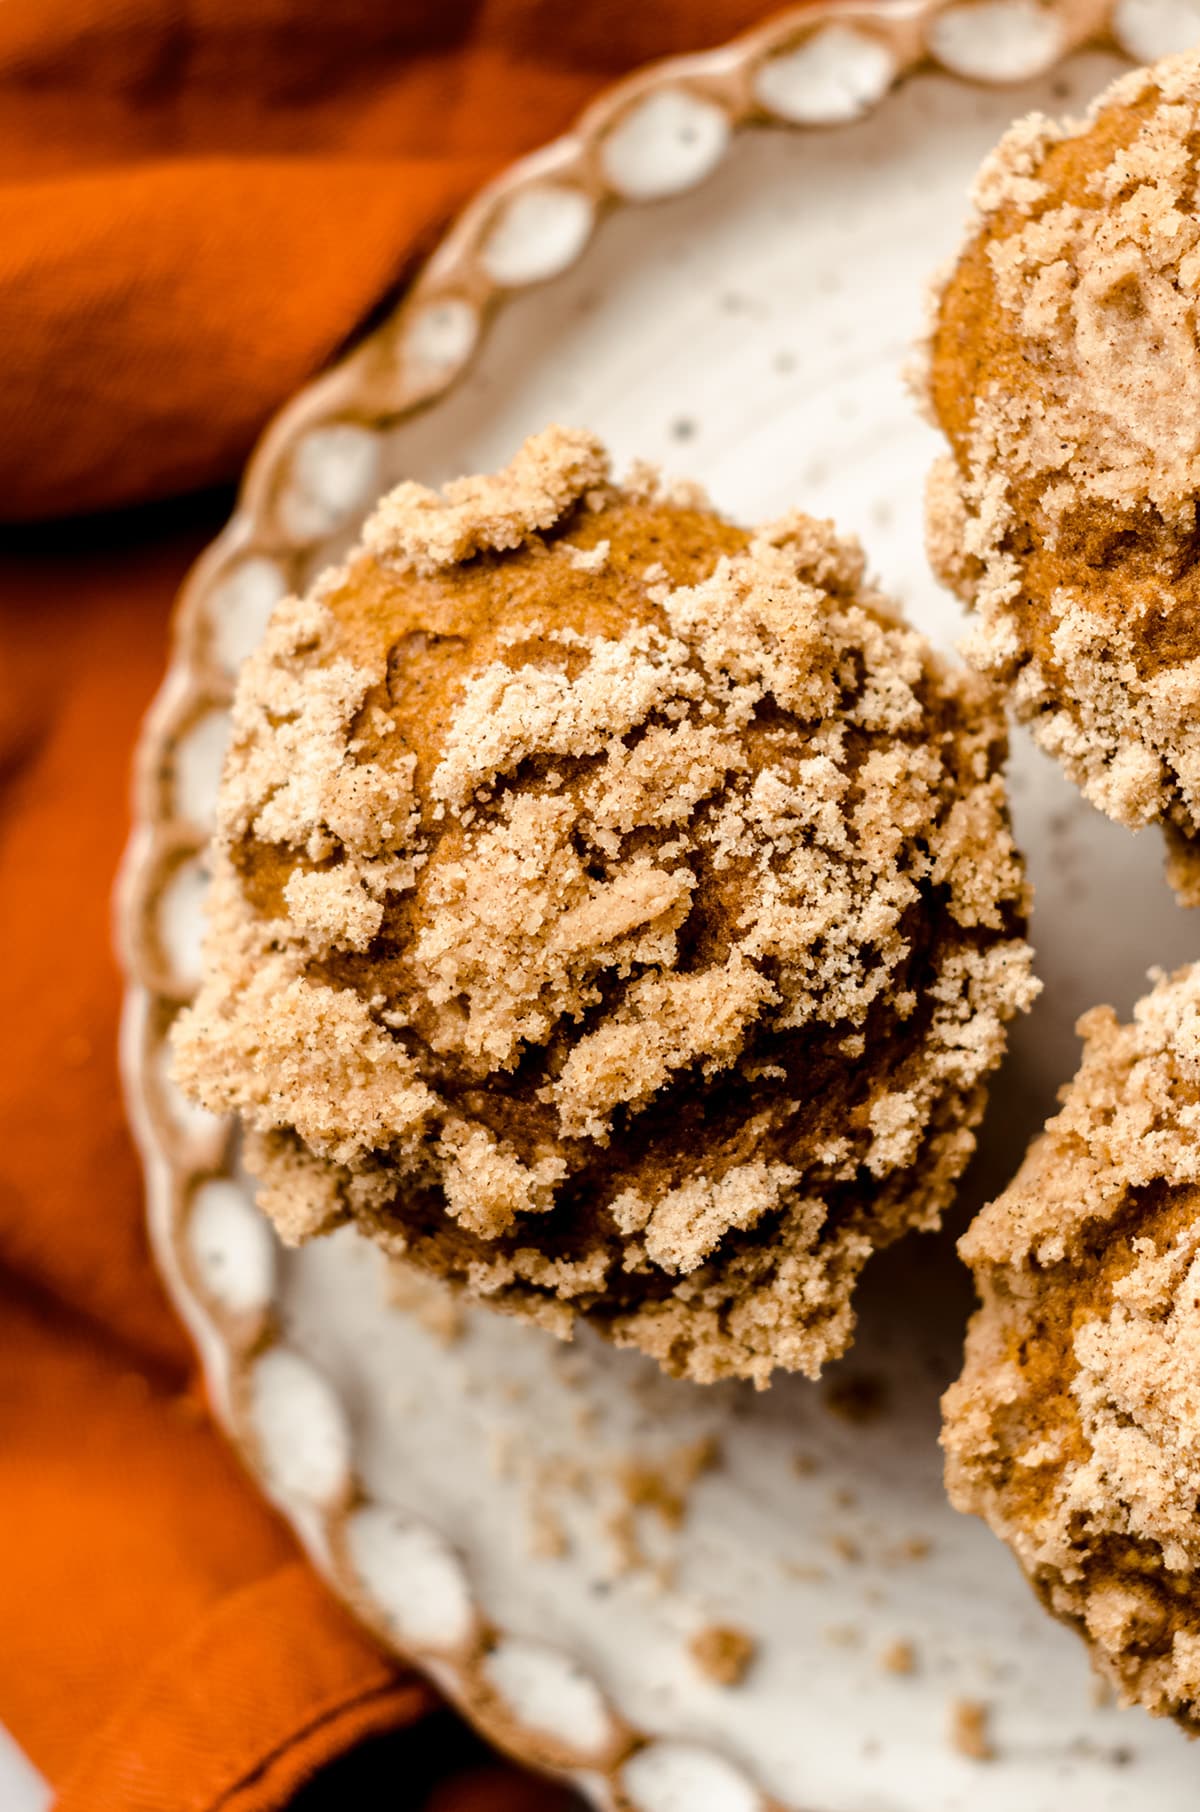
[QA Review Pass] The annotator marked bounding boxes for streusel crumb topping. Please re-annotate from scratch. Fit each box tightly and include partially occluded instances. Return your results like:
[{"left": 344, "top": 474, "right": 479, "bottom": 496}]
[
  {"left": 924, "top": 50, "right": 1200, "bottom": 901},
  {"left": 945, "top": 962, "right": 1200, "bottom": 1729},
  {"left": 175, "top": 426, "right": 1034, "bottom": 1384}
]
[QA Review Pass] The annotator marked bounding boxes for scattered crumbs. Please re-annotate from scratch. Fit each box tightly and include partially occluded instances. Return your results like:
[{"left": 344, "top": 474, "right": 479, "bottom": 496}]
[
  {"left": 500, "top": 1378, "right": 528, "bottom": 1404},
  {"left": 949, "top": 1698, "right": 994, "bottom": 1762},
  {"left": 538, "top": 1454, "right": 587, "bottom": 1494},
  {"left": 388, "top": 1265, "right": 465, "bottom": 1347},
  {"left": 689, "top": 1623, "right": 756, "bottom": 1687},
  {"left": 830, "top": 1533, "right": 862, "bottom": 1565},
  {"left": 1090, "top": 1675, "right": 1115, "bottom": 1710},
  {"left": 616, "top": 1434, "right": 721, "bottom": 1530},
  {"left": 650, "top": 1557, "right": 678, "bottom": 1594},
  {"left": 823, "top": 1623, "right": 862, "bottom": 1649},
  {"left": 526, "top": 1493, "right": 569, "bottom": 1561},
  {"left": 793, "top": 1451, "right": 821, "bottom": 1478},
  {"left": 605, "top": 1503, "right": 644, "bottom": 1576},
  {"left": 879, "top": 1639, "right": 916, "bottom": 1676},
  {"left": 824, "top": 1371, "right": 888, "bottom": 1424},
  {"left": 488, "top": 1415, "right": 727, "bottom": 1587},
  {"left": 832, "top": 1486, "right": 857, "bottom": 1510},
  {"left": 884, "top": 1536, "right": 931, "bottom": 1566}
]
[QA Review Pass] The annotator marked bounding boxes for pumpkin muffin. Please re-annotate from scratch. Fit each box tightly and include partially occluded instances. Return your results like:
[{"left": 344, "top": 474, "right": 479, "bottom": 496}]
[
  {"left": 944, "top": 963, "right": 1200, "bottom": 1729},
  {"left": 923, "top": 49, "right": 1200, "bottom": 902},
  {"left": 173, "top": 426, "right": 1035, "bottom": 1385}
]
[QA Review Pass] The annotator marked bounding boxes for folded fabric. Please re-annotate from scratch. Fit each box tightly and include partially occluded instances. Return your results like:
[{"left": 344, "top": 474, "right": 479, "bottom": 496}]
[
  {"left": 0, "top": 0, "right": 761, "bottom": 524},
  {"left": 0, "top": 0, "right": 768, "bottom": 1805},
  {"left": 0, "top": 518, "right": 565, "bottom": 1812}
]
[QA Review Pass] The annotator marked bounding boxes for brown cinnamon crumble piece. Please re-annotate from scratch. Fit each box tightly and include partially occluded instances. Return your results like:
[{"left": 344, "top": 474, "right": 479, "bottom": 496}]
[
  {"left": 944, "top": 962, "right": 1200, "bottom": 1731},
  {"left": 174, "top": 425, "right": 1034, "bottom": 1384},
  {"left": 948, "top": 1697, "right": 993, "bottom": 1762},
  {"left": 616, "top": 1436, "right": 720, "bottom": 1529},
  {"left": 879, "top": 1638, "right": 916, "bottom": 1676},
  {"left": 923, "top": 49, "right": 1200, "bottom": 902},
  {"left": 689, "top": 1623, "right": 756, "bottom": 1687}
]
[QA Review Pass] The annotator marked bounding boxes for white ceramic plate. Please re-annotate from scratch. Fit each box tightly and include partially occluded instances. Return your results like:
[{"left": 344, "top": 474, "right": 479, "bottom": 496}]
[{"left": 120, "top": 5, "right": 1200, "bottom": 1807}]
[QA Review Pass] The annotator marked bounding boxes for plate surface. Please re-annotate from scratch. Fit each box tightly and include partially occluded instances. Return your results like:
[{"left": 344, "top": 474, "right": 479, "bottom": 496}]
[{"left": 120, "top": 6, "right": 1200, "bottom": 1808}]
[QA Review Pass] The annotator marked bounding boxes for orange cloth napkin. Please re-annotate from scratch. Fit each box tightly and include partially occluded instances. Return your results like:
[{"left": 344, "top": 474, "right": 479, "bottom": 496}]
[{"left": 0, "top": 1, "right": 769, "bottom": 1806}]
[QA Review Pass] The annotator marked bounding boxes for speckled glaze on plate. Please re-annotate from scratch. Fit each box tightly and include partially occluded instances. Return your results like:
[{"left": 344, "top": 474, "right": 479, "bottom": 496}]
[{"left": 119, "top": 5, "right": 1200, "bottom": 1808}]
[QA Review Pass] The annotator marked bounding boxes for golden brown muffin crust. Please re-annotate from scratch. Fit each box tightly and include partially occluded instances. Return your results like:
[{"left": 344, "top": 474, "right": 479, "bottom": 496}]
[
  {"left": 174, "top": 427, "right": 1035, "bottom": 1384},
  {"left": 924, "top": 52, "right": 1200, "bottom": 901},
  {"left": 944, "top": 963, "right": 1200, "bottom": 1729}
]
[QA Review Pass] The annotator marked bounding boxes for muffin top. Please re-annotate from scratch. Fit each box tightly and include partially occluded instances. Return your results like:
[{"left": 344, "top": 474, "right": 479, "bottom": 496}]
[
  {"left": 924, "top": 49, "right": 1200, "bottom": 896},
  {"left": 944, "top": 963, "right": 1200, "bottom": 1727},
  {"left": 174, "top": 426, "right": 1034, "bottom": 1384}
]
